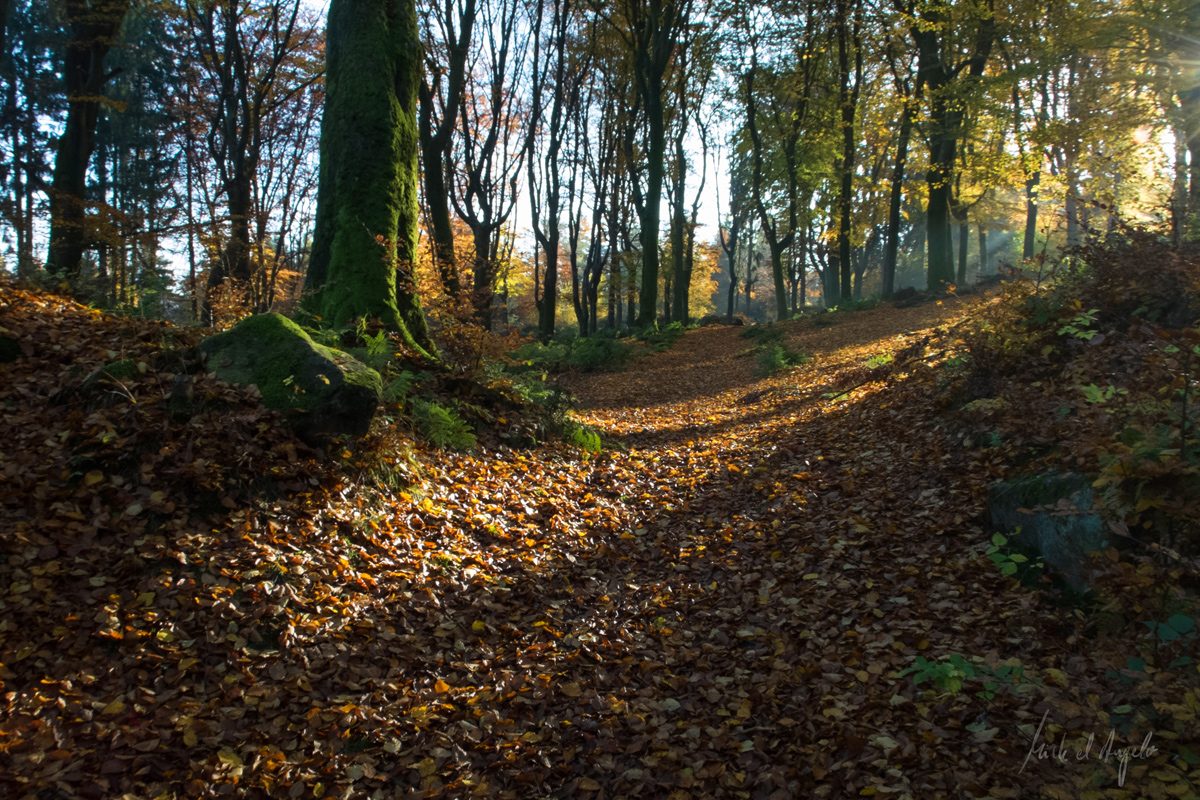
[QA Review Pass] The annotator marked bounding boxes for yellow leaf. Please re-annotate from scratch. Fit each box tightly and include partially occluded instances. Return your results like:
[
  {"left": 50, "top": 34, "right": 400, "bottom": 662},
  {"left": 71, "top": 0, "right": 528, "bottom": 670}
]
[
  {"left": 1044, "top": 668, "right": 1069, "bottom": 688},
  {"left": 183, "top": 730, "right": 198, "bottom": 746},
  {"left": 137, "top": 592, "right": 155, "bottom": 606},
  {"left": 85, "top": 470, "right": 104, "bottom": 486},
  {"left": 802, "top": 573, "right": 819, "bottom": 581},
  {"left": 562, "top": 682, "right": 582, "bottom": 698},
  {"left": 855, "top": 670, "right": 869, "bottom": 682},
  {"left": 418, "top": 757, "right": 436, "bottom": 777},
  {"left": 472, "top": 620, "right": 485, "bottom": 632},
  {"left": 179, "top": 658, "right": 197, "bottom": 671},
  {"left": 217, "top": 748, "right": 243, "bottom": 767},
  {"left": 101, "top": 700, "right": 126, "bottom": 716},
  {"left": 434, "top": 679, "right": 450, "bottom": 694},
  {"left": 737, "top": 699, "right": 751, "bottom": 719}
]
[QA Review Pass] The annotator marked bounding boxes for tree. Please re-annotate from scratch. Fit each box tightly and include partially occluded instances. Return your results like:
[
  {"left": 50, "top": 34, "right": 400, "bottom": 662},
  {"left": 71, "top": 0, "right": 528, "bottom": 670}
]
[
  {"left": 304, "top": 0, "right": 435, "bottom": 357},
  {"left": 418, "top": 0, "right": 476, "bottom": 297},
  {"left": 182, "top": 0, "right": 322, "bottom": 314},
  {"left": 897, "top": 0, "right": 994, "bottom": 289},
  {"left": 0, "top": 0, "right": 59, "bottom": 279},
  {"left": 600, "top": 0, "right": 693, "bottom": 328},
  {"left": 834, "top": 0, "right": 863, "bottom": 301},
  {"left": 526, "top": 0, "right": 583, "bottom": 340},
  {"left": 881, "top": 33, "right": 920, "bottom": 298},
  {"left": 46, "top": 0, "right": 133, "bottom": 280},
  {"left": 449, "top": 0, "right": 530, "bottom": 330},
  {"left": 717, "top": 147, "right": 749, "bottom": 322}
]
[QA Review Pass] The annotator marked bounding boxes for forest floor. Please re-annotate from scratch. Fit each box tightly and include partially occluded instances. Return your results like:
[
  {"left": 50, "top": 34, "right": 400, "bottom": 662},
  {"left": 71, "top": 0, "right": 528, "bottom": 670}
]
[{"left": 1, "top": 284, "right": 1196, "bottom": 799}]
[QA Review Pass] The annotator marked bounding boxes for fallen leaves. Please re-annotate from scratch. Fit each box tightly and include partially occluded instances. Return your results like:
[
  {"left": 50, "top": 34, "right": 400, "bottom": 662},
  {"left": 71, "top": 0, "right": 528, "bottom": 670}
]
[{"left": 2, "top": 283, "right": 1198, "bottom": 799}]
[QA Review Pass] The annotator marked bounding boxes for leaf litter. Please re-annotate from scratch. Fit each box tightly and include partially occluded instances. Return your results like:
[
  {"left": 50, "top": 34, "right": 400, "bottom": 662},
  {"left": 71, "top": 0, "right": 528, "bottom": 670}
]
[{"left": 1, "top": 283, "right": 1197, "bottom": 799}]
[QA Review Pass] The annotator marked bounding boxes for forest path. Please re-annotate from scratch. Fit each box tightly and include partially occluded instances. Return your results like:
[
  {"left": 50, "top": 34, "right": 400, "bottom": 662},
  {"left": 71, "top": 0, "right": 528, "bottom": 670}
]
[
  {"left": 484, "top": 288, "right": 1062, "bottom": 797},
  {"left": 1, "top": 284, "right": 1080, "bottom": 800}
]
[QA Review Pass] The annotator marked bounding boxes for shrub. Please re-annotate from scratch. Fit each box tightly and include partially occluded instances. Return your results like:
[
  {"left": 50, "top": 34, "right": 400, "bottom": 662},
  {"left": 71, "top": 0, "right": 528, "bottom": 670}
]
[
  {"left": 565, "top": 335, "right": 631, "bottom": 372},
  {"left": 755, "top": 344, "right": 812, "bottom": 377},
  {"left": 740, "top": 324, "right": 785, "bottom": 343},
  {"left": 639, "top": 321, "right": 687, "bottom": 351}
]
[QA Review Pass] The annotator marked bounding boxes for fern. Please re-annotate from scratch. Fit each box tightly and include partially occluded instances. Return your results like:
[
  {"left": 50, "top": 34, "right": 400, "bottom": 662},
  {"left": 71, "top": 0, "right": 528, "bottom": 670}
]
[
  {"left": 383, "top": 370, "right": 430, "bottom": 403},
  {"left": 410, "top": 399, "right": 476, "bottom": 450},
  {"left": 755, "top": 344, "right": 812, "bottom": 377},
  {"left": 564, "top": 420, "right": 602, "bottom": 453}
]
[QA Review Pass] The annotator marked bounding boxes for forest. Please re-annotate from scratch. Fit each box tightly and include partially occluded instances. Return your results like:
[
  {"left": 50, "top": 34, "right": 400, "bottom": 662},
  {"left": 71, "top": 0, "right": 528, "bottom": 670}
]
[
  {"left": 1, "top": 0, "right": 1191, "bottom": 333},
  {"left": 2, "top": 0, "right": 1200, "bottom": 798}
]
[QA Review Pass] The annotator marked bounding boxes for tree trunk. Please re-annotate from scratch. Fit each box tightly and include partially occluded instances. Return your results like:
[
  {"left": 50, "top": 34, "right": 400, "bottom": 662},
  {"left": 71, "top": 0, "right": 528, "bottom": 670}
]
[
  {"left": 1022, "top": 172, "right": 1039, "bottom": 260},
  {"left": 956, "top": 217, "right": 968, "bottom": 285},
  {"left": 925, "top": 108, "right": 956, "bottom": 289},
  {"left": 638, "top": 84, "right": 665, "bottom": 328},
  {"left": 47, "top": 0, "right": 133, "bottom": 280},
  {"left": 670, "top": 136, "right": 688, "bottom": 323},
  {"left": 417, "top": 0, "right": 474, "bottom": 297},
  {"left": 977, "top": 224, "right": 988, "bottom": 276},
  {"left": 835, "top": 0, "right": 860, "bottom": 302},
  {"left": 306, "top": 0, "right": 434, "bottom": 357},
  {"left": 769, "top": 240, "right": 788, "bottom": 320},
  {"left": 882, "top": 96, "right": 913, "bottom": 300},
  {"left": 1065, "top": 159, "right": 1081, "bottom": 248},
  {"left": 419, "top": 85, "right": 462, "bottom": 296}
]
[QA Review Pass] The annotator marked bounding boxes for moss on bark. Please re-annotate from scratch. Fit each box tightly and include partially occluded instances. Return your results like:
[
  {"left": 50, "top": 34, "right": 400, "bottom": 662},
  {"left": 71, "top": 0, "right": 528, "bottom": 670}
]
[{"left": 306, "top": 0, "right": 436, "bottom": 358}]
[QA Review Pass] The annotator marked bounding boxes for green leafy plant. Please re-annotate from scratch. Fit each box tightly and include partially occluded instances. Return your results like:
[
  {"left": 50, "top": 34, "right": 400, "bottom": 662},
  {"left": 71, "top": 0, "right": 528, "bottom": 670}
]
[
  {"left": 1146, "top": 613, "right": 1196, "bottom": 643},
  {"left": 899, "top": 654, "right": 1031, "bottom": 699},
  {"left": 564, "top": 420, "right": 602, "bottom": 454},
  {"left": 639, "top": 321, "right": 687, "bottom": 351},
  {"left": 755, "top": 344, "right": 812, "bottom": 377},
  {"left": 1057, "top": 308, "right": 1100, "bottom": 341},
  {"left": 383, "top": 370, "right": 431, "bottom": 403},
  {"left": 899, "top": 654, "right": 977, "bottom": 695},
  {"left": 865, "top": 352, "right": 894, "bottom": 369},
  {"left": 985, "top": 531, "right": 1041, "bottom": 577},
  {"left": 567, "top": 335, "right": 631, "bottom": 372},
  {"left": 740, "top": 324, "right": 785, "bottom": 343},
  {"left": 1079, "top": 383, "right": 1128, "bottom": 404},
  {"left": 410, "top": 399, "right": 476, "bottom": 450}
]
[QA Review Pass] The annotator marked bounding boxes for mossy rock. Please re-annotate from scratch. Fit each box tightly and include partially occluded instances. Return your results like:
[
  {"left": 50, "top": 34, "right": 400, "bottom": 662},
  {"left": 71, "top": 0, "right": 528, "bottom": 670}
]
[
  {"left": 200, "top": 313, "right": 382, "bottom": 441},
  {"left": 986, "top": 472, "right": 1108, "bottom": 592}
]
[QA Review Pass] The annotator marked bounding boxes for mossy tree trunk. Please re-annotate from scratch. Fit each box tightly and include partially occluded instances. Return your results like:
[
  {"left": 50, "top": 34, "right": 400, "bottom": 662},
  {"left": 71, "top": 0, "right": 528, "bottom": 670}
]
[{"left": 306, "top": 0, "right": 435, "bottom": 358}]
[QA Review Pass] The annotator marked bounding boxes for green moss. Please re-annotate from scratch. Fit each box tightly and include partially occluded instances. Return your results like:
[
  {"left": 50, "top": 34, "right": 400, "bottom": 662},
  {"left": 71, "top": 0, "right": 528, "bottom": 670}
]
[
  {"left": 102, "top": 359, "right": 137, "bottom": 380},
  {"left": 304, "top": 0, "right": 435, "bottom": 358},
  {"left": 201, "top": 313, "right": 381, "bottom": 414}
]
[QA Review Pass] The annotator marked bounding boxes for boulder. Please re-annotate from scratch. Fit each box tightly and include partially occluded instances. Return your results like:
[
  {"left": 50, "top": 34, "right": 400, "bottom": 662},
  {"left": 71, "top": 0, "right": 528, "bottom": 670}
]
[
  {"left": 986, "top": 472, "right": 1108, "bottom": 592},
  {"left": 200, "top": 313, "right": 382, "bottom": 441}
]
